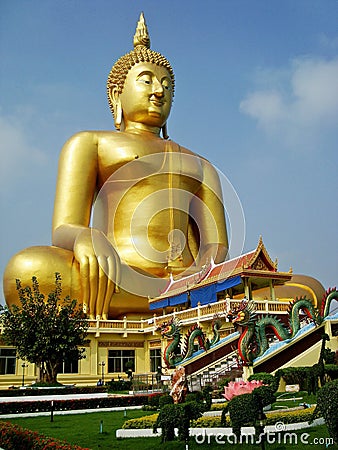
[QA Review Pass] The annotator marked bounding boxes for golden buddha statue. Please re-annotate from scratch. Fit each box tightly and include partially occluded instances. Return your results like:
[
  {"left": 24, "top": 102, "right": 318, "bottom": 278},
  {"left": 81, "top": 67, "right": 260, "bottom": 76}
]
[{"left": 3, "top": 13, "right": 228, "bottom": 319}]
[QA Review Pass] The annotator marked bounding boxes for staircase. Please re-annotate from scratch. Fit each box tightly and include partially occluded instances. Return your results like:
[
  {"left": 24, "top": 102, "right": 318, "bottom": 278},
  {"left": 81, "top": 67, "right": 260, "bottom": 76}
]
[{"left": 186, "top": 350, "right": 243, "bottom": 391}]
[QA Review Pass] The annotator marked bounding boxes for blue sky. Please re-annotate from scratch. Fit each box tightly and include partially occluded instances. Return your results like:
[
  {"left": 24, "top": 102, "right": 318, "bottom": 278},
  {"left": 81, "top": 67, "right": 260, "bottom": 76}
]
[{"left": 1, "top": 0, "right": 337, "bottom": 305}]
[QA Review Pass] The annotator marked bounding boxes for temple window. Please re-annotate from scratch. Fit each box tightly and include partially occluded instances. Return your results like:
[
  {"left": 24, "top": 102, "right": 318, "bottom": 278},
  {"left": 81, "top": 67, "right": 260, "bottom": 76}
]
[
  {"left": 58, "top": 357, "right": 79, "bottom": 374},
  {"left": 108, "top": 349, "right": 135, "bottom": 373},
  {"left": 150, "top": 349, "right": 161, "bottom": 372},
  {"left": 0, "top": 348, "right": 16, "bottom": 375}
]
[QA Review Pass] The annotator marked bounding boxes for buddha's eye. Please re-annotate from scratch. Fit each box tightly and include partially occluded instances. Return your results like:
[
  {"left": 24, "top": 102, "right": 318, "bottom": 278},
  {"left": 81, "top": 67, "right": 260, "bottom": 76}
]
[
  {"left": 161, "top": 79, "right": 171, "bottom": 91},
  {"left": 138, "top": 74, "right": 152, "bottom": 85}
]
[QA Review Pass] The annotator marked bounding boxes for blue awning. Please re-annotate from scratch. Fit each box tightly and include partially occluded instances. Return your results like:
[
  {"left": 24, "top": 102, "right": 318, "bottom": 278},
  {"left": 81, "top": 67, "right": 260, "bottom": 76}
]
[
  {"left": 190, "top": 276, "right": 242, "bottom": 307},
  {"left": 191, "top": 284, "right": 216, "bottom": 307},
  {"left": 216, "top": 275, "right": 242, "bottom": 292},
  {"left": 169, "top": 293, "right": 188, "bottom": 306},
  {"left": 149, "top": 276, "right": 242, "bottom": 310},
  {"left": 149, "top": 298, "right": 169, "bottom": 310}
]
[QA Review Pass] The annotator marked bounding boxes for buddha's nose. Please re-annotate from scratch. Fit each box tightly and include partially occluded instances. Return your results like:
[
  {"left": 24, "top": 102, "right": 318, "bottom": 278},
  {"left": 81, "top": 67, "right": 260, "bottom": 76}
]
[{"left": 152, "top": 78, "right": 164, "bottom": 97}]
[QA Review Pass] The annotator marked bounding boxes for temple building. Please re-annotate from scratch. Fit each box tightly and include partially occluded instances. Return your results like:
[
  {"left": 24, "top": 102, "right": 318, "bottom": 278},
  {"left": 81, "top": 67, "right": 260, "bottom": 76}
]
[{"left": 1, "top": 237, "right": 337, "bottom": 389}]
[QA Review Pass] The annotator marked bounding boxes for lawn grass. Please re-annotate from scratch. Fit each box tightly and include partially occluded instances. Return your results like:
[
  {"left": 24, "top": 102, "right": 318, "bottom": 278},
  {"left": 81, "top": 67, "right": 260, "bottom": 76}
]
[
  {"left": 272, "top": 391, "right": 317, "bottom": 410},
  {"left": 3, "top": 409, "right": 338, "bottom": 450}
]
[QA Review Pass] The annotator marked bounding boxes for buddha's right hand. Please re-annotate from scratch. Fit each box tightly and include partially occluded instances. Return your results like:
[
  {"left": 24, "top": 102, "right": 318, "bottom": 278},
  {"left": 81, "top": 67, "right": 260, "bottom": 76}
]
[{"left": 73, "top": 228, "right": 120, "bottom": 319}]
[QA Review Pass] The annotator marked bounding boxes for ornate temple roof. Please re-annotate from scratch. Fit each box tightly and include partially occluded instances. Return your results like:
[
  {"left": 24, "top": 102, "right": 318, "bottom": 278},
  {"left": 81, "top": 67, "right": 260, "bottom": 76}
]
[{"left": 149, "top": 237, "right": 292, "bottom": 308}]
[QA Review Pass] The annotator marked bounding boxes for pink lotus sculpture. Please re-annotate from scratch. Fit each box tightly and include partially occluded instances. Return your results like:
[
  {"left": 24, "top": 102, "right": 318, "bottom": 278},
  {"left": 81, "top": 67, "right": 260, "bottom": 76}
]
[{"left": 223, "top": 380, "right": 264, "bottom": 400}]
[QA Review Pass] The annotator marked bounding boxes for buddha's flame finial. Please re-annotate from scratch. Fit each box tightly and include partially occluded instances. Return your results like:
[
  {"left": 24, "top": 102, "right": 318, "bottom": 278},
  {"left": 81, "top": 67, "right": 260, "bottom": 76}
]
[{"left": 133, "top": 12, "right": 150, "bottom": 49}]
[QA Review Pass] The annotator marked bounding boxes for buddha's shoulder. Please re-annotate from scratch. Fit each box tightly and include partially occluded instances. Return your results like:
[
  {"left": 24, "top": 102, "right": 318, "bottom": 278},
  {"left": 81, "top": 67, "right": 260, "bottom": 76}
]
[
  {"left": 65, "top": 130, "right": 121, "bottom": 144},
  {"left": 61, "top": 131, "right": 122, "bottom": 157},
  {"left": 174, "top": 142, "right": 210, "bottom": 163}
]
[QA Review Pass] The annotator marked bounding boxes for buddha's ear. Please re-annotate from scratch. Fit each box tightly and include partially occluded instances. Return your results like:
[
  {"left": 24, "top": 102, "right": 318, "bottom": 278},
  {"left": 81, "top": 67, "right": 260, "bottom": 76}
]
[{"left": 109, "top": 85, "right": 123, "bottom": 131}]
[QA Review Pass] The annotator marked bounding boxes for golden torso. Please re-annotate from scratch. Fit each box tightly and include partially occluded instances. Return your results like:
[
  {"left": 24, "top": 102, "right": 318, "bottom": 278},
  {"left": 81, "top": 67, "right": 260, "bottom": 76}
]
[{"left": 86, "top": 130, "right": 203, "bottom": 277}]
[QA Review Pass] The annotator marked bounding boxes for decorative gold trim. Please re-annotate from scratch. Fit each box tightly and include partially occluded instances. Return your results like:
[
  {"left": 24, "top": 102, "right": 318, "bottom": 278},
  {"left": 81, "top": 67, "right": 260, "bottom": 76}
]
[
  {"left": 98, "top": 341, "right": 144, "bottom": 348},
  {"left": 245, "top": 236, "right": 277, "bottom": 271}
]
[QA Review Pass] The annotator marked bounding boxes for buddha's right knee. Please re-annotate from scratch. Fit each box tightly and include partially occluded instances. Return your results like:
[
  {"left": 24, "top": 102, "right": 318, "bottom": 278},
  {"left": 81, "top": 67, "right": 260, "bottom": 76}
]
[{"left": 3, "top": 246, "right": 81, "bottom": 308}]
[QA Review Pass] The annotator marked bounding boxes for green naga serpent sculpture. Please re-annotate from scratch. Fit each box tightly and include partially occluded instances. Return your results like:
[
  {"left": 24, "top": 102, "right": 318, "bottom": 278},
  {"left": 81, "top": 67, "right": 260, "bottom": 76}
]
[
  {"left": 321, "top": 287, "right": 338, "bottom": 318},
  {"left": 228, "top": 288, "right": 338, "bottom": 364},
  {"left": 158, "top": 316, "right": 222, "bottom": 368}
]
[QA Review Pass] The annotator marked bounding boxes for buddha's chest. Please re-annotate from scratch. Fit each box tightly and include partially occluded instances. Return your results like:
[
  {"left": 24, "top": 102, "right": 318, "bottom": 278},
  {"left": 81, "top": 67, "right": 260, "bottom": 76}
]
[{"left": 97, "top": 138, "right": 203, "bottom": 192}]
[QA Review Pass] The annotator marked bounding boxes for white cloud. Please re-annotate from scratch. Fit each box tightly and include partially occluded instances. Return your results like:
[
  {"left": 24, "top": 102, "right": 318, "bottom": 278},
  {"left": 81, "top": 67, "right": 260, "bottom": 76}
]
[
  {"left": 239, "top": 90, "right": 285, "bottom": 127},
  {"left": 291, "top": 58, "right": 338, "bottom": 123},
  {"left": 239, "top": 56, "right": 338, "bottom": 148}
]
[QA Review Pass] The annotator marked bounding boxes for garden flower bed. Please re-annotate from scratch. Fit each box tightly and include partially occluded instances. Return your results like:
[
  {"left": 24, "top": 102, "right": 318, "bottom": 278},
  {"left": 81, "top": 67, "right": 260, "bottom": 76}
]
[{"left": 122, "top": 406, "right": 317, "bottom": 429}]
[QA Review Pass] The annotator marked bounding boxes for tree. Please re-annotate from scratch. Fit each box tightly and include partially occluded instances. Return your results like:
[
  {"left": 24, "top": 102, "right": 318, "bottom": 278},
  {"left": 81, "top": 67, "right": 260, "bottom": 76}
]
[
  {"left": 313, "top": 379, "right": 338, "bottom": 444},
  {"left": 0, "top": 273, "right": 89, "bottom": 384}
]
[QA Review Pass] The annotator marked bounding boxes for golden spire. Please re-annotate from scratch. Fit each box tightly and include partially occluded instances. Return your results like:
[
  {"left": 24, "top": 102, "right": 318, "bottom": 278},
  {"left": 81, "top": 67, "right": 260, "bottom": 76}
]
[{"left": 133, "top": 12, "right": 150, "bottom": 49}]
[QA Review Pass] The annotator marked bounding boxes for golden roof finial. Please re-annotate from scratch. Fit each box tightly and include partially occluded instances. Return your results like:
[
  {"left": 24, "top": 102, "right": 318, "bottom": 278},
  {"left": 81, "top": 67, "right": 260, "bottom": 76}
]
[{"left": 133, "top": 12, "right": 150, "bottom": 49}]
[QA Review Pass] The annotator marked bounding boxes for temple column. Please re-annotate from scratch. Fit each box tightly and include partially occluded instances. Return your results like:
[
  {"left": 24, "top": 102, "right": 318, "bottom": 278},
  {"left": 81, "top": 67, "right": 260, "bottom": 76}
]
[
  {"left": 242, "top": 365, "right": 254, "bottom": 381},
  {"left": 269, "top": 279, "right": 276, "bottom": 301},
  {"left": 243, "top": 277, "right": 250, "bottom": 299}
]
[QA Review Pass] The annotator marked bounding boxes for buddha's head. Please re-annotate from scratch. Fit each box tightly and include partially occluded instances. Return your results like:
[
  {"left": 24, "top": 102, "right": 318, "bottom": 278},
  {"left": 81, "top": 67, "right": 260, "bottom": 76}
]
[{"left": 107, "top": 13, "right": 175, "bottom": 137}]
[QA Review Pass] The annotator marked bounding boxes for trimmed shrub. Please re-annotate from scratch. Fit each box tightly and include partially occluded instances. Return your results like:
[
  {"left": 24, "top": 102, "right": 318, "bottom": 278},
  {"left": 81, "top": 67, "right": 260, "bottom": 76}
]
[
  {"left": 153, "top": 401, "right": 204, "bottom": 442},
  {"left": 153, "top": 404, "right": 177, "bottom": 442},
  {"left": 249, "top": 372, "right": 278, "bottom": 392},
  {"left": 313, "top": 379, "right": 338, "bottom": 443},
  {"left": 221, "top": 393, "right": 258, "bottom": 437},
  {"left": 253, "top": 385, "right": 276, "bottom": 407},
  {"left": 158, "top": 394, "right": 173, "bottom": 408},
  {"left": 176, "top": 401, "right": 204, "bottom": 441},
  {"left": 0, "top": 393, "right": 156, "bottom": 415},
  {"left": 220, "top": 385, "right": 275, "bottom": 437},
  {"left": 216, "top": 377, "right": 230, "bottom": 397},
  {"left": 185, "top": 393, "right": 198, "bottom": 403},
  {"left": 0, "top": 421, "right": 89, "bottom": 449},
  {"left": 201, "top": 385, "right": 213, "bottom": 411},
  {"left": 323, "top": 348, "right": 336, "bottom": 364},
  {"left": 106, "top": 379, "right": 132, "bottom": 392},
  {"left": 277, "top": 366, "right": 321, "bottom": 394},
  {"left": 325, "top": 364, "right": 338, "bottom": 380}
]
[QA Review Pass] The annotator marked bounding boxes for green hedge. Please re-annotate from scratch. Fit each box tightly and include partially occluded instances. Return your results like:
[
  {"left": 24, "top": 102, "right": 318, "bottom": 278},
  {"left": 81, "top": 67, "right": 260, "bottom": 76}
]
[
  {"left": 0, "top": 421, "right": 89, "bottom": 449},
  {"left": 0, "top": 393, "right": 161, "bottom": 415},
  {"left": 0, "top": 386, "right": 107, "bottom": 398},
  {"left": 106, "top": 380, "right": 132, "bottom": 392},
  {"left": 325, "top": 364, "right": 338, "bottom": 380},
  {"left": 248, "top": 372, "right": 278, "bottom": 391},
  {"left": 313, "top": 379, "right": 338, "bottom": 443}
]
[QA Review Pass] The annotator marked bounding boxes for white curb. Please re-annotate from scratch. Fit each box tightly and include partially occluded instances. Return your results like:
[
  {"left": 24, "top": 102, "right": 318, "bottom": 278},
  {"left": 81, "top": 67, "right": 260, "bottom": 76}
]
[{"left": 116, "top": 418, "right": 325, "bottom": 439}]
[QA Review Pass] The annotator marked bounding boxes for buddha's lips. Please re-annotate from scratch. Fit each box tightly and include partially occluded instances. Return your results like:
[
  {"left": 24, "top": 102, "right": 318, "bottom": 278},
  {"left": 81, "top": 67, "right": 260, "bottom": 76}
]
[{"left": 150, "top": 100, "right": 165, "bottom": 107}]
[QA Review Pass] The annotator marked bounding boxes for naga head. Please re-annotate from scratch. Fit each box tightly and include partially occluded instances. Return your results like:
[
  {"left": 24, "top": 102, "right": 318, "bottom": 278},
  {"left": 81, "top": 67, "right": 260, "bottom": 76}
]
[
  {"left": 157, "top": 317, "right": 181, "bottom": 338},
  {"left": 227, "top": 299, "right": 257, "bottom": 327}
]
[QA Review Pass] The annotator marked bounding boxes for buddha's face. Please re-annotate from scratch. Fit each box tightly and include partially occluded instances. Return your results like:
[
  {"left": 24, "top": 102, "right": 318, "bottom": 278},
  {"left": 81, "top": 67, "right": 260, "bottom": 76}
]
[{"left": 119, "top": 62, "right": 173, "bottom": 129}]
